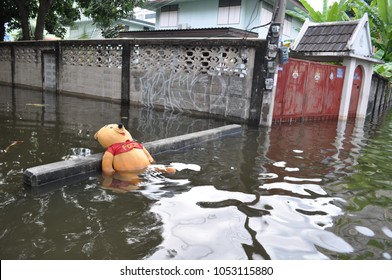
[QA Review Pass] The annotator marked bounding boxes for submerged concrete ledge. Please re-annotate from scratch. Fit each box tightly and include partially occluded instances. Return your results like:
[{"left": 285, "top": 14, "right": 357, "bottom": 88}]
[{"left": 23, "top": 124, "right": 242, "bottom": 187}]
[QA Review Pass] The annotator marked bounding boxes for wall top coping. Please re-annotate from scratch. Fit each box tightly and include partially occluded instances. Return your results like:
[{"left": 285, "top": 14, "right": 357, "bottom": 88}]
[{"left": 0, "top": 38, "right": 266, "bottom": 48}]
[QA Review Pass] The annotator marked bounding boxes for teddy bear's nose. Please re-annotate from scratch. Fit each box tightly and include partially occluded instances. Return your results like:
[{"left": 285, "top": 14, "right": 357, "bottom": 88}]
[{"left": 118, "top": 124, "right": 123, "bottom": 129}]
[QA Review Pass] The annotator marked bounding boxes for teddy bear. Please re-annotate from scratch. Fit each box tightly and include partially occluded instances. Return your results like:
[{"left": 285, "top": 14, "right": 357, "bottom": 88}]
[{"left": 94, "top": 124, "right": 175, "bottom": 185}]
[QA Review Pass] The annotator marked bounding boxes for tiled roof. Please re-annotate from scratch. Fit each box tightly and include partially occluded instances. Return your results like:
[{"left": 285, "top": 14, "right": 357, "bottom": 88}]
[
  {"left": 119, "top": 27, "right": 258, "bottom": 38},
  {"left": 292, "top": 21, "right": 358, "bottom": 53},
  {"left": 290, "top": 14, "right": 380, "bottom": 63}
]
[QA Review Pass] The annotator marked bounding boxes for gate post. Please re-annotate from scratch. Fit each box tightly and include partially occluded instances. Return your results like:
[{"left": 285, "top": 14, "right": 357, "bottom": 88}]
[
  {"left": 249, "top": 44, "right": 266, "bottom": 125},
  {"left": 339, "top": 58, "right": 356, "bottom": 120},
  {"left": 121, "top": 41, "right": 130, "bottom": 105},
  {"left": 55, "top": 42, "right": 60, "bottom": 92},
  {"left": 11, "top": 44, "right": 15, "bottom": 86},
  {"left": 258, "top": 0, "right": 287, "bottom": 126},
  {"left": 356, "top": 61, "right": 373, "bottom": 119}
]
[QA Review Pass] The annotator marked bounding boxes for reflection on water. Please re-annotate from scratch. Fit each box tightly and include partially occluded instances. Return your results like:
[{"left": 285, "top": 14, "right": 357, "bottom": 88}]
[
  {"left": 148, "top": 184, "right": 351, "bottom": 260},
  {"left": 1, "top": 85, "right": 392, "bottom": 259},
  {"left": 148, "top": 122, "right": 360, "bottom": 260}
]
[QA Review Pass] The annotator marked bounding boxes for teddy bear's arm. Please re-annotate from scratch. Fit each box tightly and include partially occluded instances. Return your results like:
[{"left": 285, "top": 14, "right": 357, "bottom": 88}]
[
  {"left": 102, "top": 174, "right": 113, "bottom": 187},
  {"left": 142, "top": 147, "right": 156, "bottom": 164},
  {"left": 101, "top": 151, "right": 116, "bottom": 176}
]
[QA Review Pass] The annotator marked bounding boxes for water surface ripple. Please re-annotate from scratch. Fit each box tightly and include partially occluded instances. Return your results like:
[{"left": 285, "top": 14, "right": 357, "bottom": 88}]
[{"left": 1, "top": 86, "right": 391, "bottom": 259}]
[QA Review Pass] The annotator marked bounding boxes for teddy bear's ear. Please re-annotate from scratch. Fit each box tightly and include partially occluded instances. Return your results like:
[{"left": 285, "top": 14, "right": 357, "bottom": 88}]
[{"left": 94, "top": 131, "right": 99, "bottom": 140}]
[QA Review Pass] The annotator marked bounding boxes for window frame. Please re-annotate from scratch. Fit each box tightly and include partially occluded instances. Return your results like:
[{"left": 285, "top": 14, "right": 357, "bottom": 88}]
[
  {"left": 217, "top": 0, "right": 242, "bottom": 25},
  {"left": 160, "top": 4, "right": 179, "bottom": 28}
]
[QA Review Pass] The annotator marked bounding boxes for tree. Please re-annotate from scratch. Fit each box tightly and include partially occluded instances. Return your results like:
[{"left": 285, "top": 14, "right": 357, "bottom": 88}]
[
  {"left": 78, "top": 0, "right": 146, "bottom": 38},
  {"left": 78, "top": 0, "right": 145, "bottom": 29},
  {"left": 351, "top": 0, "right": 392, "bottom": 61},
  {"left": 373, "top": 0, "right": 392, "bottom": 62},
  {"left": 44, "top": 0, "right": 80, "bottom": 39},
  {"left": 348, "top": 0, "right": 392, "bottom": 77},
  {"left": 3, "top": 0, "right": 146, "bottom": 41},
  {"left": 35, "top": 0, "right": 55, "bottom": 40},
  {"left": 0, "top": 0, "right": 19, "bottom": 41},
  {"left": 13, "top": 0, "right": 38, "bottom": 40}
]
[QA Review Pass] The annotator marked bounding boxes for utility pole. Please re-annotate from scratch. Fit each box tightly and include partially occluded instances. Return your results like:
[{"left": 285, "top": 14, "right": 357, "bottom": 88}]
[{"left": 259, "top": 0, "right": 288, "bottom": 126}]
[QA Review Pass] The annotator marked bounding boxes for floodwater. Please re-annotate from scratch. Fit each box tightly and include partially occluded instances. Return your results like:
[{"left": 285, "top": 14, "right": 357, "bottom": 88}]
[{"left": 0, "top": 85, "right": 391, "bottom": 260}]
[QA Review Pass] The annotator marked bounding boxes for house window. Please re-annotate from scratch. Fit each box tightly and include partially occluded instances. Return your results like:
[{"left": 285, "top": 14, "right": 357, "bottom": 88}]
[
  {"left": 218, "top": 0, "right": 241, "bottom": 25},
  {"left": 145, "top": 13, "right": 156, "bottom": 20},
  {"left": 160, "top": 5, "right": 178, "bottom": 27}
]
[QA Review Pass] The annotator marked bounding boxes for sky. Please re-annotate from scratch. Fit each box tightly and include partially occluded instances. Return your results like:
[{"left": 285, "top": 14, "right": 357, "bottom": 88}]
[{"left": 305, "top": 0, "right": 335, "bottom": 11}]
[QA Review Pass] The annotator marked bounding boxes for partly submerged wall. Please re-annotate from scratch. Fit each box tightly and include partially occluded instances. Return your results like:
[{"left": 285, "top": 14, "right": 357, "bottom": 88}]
[
  {"left": 0, "top": 39, "right": 266, "bottom": 124},
  {"left": 366, "top": 72, "right": 392, "bottom": 122},
  {"left": 0, "top": 39, "right": 390, "bottom": 125}
]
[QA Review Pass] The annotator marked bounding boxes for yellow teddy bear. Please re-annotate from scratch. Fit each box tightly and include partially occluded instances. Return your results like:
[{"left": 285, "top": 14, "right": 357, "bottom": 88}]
[{"left": 94, "top": 124, "right": 175, "bottom": 180}]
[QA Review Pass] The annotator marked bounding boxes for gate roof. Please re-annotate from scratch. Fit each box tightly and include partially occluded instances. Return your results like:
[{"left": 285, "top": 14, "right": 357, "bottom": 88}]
[{"left": 290, "top": 13, "right": 380, "bottom": 63}]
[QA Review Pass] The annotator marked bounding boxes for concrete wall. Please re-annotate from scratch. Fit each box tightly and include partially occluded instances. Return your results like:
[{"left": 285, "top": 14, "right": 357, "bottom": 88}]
[
  {"left": 0, "top": 43, "right": 56, "bottom": 89},
  {"left": 129, "top": 43, "right": 256, "bottom": 120},
  {"left": 59, "top": 41, "right": 124, "bottom": 99},
  {"left": 0, "top": 45, "right": 12, "bottom": 84},
  {"left": 0, "top": 39, "right": 266, "bottom": 123},
  {"left": 366, "top": 73, "right": 392, "bottom": 122},
  {"left": 1, "top": 39, "right": 389, "bottom": 125},
  {"left": 60, "top": 65, "right": 122, "bottom": 99},
  {"left": 14, "top": 46, "right": 43, "bottom": 89}
]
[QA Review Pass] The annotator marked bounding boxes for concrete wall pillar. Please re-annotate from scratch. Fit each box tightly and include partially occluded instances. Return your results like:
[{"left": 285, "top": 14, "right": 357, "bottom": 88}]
[
  {"left": 249, "top": 45, "right": 266, "bottom": 125},
  {"left": 356, "top": 61, "right": 373, "bottom": 119},
  {"left": 121, "top": 41, "right": 130, "bottom": 105},
  {"left": 259, "top": 72, "right": 278, "bottom": 127},
  {"left": 339, "top": 58, "right": 357, "bottom": 120}
]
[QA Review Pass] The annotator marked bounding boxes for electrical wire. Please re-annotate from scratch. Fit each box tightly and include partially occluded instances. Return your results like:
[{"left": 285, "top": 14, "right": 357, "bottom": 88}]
[
  {"left": 272, "top": 0, "right": 281, "bottom": 23},
  {"left": 246, "top": 1, "right": 274, "bottom": 32},
  {"left": 249, "top": 20, "right": 272, "bottom": 30},
  {"left": 245, "top": 0, "right": 261, "bottom": 31}
]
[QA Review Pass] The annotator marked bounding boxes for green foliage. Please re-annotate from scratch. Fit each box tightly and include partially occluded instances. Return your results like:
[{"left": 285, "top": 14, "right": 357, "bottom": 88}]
[
  {"left": 350, "top": 0, "right": 392, "bottom": 78},
  {"left": 286, "top": 0, "right": 350, "bottom": 22},
  {"left": 45, "top": 0, "right": 80, "bottom": 38},
  {"left": 371, "top": 0, "right": 392, "bottom": 61},
  {"left": 101, "top": 24, "right": 127, "bottom": 38},
  {"left": 0, "top": 0, "right": 18, "bottom": 40},
  {"left": 3, "top": 0, "right": 145, "bottom": 40},
  {"left": 78, "top": 0, "right": 145, "bottom": 29},
  {"left": 348, "top": 0, "right": 391, "bottom": 60},
  {"left": 374, "top": 63, "right": 392, "bottom": 78},
  {"left": 14, "top": 22, "right": 35, "bottom": 41},
  {"left": 6, "top": 0, "right": 39, "bottom": 40}
]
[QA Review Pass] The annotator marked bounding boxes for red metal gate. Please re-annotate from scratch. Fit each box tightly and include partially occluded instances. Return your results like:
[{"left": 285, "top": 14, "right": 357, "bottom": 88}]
[
  {"left": 274, "top": 58, "right": 346, "bottom": 122},
  {"left": 274, "top": 59, "right": 308, "bottom": 118},
  {"left": 348, "top": 66, "right": 362, "bottom": 119}
]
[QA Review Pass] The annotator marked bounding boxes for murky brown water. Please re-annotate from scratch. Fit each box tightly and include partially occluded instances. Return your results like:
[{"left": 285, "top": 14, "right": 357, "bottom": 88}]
[{"left": 1, "top": 85, "right": 391, "bottom": 259}]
